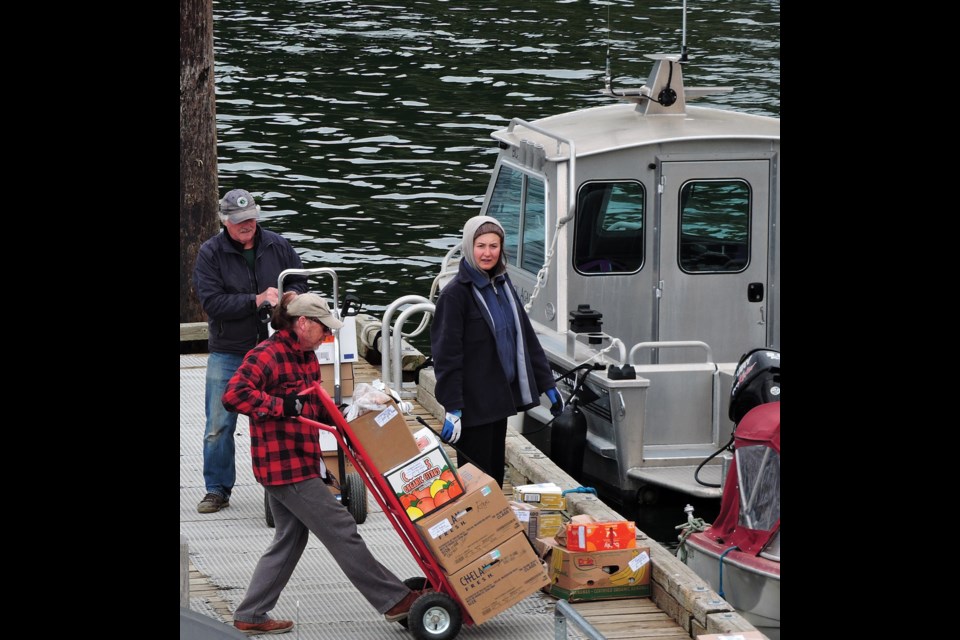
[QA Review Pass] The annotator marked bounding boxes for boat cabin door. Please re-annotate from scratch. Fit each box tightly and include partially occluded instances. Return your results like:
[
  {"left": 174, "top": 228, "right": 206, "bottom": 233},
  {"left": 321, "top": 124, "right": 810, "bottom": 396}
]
[{"left": 658, "top": 160, "right": 771, "bottom": 363}]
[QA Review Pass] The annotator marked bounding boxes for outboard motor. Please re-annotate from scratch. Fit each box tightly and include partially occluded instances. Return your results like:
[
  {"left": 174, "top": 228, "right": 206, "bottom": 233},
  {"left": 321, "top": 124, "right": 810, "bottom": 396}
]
[{"left": 729, "top": 348, "right": 781, "bottom": 424}]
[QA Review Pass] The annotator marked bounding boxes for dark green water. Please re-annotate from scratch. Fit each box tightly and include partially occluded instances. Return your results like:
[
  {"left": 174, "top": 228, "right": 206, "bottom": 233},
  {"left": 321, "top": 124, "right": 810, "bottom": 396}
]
[{"left": 212, "top": 0, "right": 779, "bottom": 317}]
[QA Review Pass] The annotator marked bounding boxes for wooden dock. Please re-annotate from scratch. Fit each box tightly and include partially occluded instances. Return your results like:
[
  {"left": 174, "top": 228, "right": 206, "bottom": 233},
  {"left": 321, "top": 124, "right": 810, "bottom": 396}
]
[{"left": 180, "top": 322, "right": 762, "bottom": 639}]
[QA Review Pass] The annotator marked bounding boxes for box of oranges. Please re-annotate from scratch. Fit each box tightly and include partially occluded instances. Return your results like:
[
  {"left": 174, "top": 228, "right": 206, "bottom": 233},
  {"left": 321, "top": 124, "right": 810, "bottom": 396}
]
[{"left": 385, "top": 444, "right": 464, "bottom": 521}]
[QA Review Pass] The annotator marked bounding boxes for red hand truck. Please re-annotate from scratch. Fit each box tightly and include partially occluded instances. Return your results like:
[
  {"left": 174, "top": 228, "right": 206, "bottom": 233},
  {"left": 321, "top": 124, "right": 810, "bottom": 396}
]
[{"left": 299, "top": 381, "right": 470, "bottom": 640}]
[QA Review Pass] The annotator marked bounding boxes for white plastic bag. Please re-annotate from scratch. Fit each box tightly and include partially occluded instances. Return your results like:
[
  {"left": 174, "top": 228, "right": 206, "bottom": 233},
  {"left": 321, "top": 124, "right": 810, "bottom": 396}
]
[{"left": 343, "top": 382, "right": 394, "bottom": 421}]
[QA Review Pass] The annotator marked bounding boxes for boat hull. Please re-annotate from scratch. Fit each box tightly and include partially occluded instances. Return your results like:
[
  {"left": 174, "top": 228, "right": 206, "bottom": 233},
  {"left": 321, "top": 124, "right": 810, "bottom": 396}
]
[{"left": 683, "top": 532, "right": 780, "bottom": 640}]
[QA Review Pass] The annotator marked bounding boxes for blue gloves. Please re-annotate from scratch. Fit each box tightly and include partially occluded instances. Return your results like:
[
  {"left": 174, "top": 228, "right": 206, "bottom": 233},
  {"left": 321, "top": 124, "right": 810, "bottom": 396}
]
[
  {"left": 441, "top": 410, "right": 462, "bottom": 444},
  {"left": 546, "top": 388, "right": 564, "bottom": 417}
]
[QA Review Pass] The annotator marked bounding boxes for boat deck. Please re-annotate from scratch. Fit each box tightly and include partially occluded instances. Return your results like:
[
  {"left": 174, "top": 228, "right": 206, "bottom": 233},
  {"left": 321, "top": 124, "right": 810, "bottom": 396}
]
[{"left": 180, "top": 353, "right": 748, "bottom": 639}]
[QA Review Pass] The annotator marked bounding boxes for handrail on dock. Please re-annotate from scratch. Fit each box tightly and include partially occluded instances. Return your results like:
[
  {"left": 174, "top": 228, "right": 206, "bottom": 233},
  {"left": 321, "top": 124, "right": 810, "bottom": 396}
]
[
  {"left": 554, "top": 600, "right": 605, "bottom": 640},
  {"left": 380, "top": 295, "right": 433, "bottom": 394}
]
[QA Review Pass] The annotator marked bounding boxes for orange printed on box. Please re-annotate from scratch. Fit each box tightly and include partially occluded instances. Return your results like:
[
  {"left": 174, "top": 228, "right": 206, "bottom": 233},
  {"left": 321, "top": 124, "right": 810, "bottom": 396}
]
[
  {"left": 564, "top": 521, "right": 637, "bottom": 552},
  {"left": 385, "top": 445, "right": 464, "bottom": 521}
]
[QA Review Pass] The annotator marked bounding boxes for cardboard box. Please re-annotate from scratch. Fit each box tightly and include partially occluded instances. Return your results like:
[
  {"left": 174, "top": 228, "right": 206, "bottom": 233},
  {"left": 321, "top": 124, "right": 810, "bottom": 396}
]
[
  {"left": 513, "top": 483, "right": 566, "bottom": 510},
  {"left": 346, "top": 399, "right": 420, "bottom": 473},
  {"left": 445, "top": 532, "right": 550, "bottom": 625},
  {"left": 510, "top": 501, "right": 565, "bottom": 540},
  {"left": 415, "top": 464, "right": 522, "bottom": 573},
  {"left": 320, "top": 362, "right": 355, "bottom": 398},
  {"left": 541, "top": 538, "right": 652, "bottom": 602},
  {"left": 565, "top": 521, "right": 637, "bottom": 552},
  {"left": 385, "top": 444, "right": 464, "bottom": 522},
  {"left": 317, "top": 316, "right": 358, "bottom": 363},
  {"left": 553, "top": 514, "right": 595, "bottom": 547},
  {"left": 413, "top": 427, "right": 439, "bottom": 452}
]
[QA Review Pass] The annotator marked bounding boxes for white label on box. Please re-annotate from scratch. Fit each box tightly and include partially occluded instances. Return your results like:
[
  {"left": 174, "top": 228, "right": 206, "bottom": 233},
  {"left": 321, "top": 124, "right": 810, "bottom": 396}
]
[
  {"left": 513, "top": 510, "right": 530, "bottom": 523},
  {"left": 523, "top": 493, "right": 541, "bottom": 503},
  {"left": 628, "top": 551, "right": 650, "bottom": 571},
  {"left": 403, "top": 457, "right": 429, "bottom": 477},
  {"left": 375, "top": 404, "right": 399, "bottom": 427},
  {"left": 480, "top": 486, "right": 491, "bottom": 496},
  {"left": 577, "top": 526, "right": 585, "bottom": 550},
  {"left": 427, "top": 519, "right": 453, "bottom": 539},
  {"left": 319, "top": 430, "right": 338, "bottom": 452}
]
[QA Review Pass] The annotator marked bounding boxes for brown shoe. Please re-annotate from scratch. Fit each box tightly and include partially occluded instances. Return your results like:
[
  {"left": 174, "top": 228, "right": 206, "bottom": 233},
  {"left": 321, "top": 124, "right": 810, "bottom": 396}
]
[
  {"left": 384, "top": 589, "right": 421, "bottom": 622},
  {"left": 197, "top": 493, "right": 229, "bottom": 514},
  {"left": 234, "top": 618, "right": 293, "bottom": 635}
]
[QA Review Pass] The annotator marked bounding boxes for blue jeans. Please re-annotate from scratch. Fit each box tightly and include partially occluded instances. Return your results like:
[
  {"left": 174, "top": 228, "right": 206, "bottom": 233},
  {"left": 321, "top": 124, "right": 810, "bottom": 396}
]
[{"left": 203, "top": 352, "right": 244, "bottom": 500}]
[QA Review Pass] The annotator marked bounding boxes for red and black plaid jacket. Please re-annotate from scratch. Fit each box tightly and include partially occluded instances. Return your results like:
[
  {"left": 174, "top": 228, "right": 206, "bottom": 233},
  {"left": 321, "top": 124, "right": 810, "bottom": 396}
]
[{"left": 222, "top": 329, "right": 330, "bottom": 485}]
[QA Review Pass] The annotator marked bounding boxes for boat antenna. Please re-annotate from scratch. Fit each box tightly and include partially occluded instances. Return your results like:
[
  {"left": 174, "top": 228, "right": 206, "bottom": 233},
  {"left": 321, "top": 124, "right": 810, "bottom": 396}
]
[
  {"left": 680, "top": 0, "right": 689, "bottom": 62},
  {"left": 604, "top": 6, "right": 625, "bottom": 97}
]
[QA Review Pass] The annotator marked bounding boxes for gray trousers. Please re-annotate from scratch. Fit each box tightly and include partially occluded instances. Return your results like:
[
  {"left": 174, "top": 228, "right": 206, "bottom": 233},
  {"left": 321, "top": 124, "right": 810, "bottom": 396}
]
[{"left": 234, "top": 477, "right": 411, "bottom": 623}]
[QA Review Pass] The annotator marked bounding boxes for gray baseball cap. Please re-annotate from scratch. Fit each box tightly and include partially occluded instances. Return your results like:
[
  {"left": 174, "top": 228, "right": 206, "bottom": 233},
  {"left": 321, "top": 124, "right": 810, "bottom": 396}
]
[{"left": 219, "top": 189, "right": 261, "bottom": 224}]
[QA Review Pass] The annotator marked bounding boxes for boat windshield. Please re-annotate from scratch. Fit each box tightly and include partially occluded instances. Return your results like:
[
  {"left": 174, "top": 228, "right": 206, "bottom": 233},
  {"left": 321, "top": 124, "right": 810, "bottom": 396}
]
[
  {"left": 487, "top": 164, "right": 547, "bottom": 275},
  {"left": 736, "top": 442, "right": 780, "bottom": 532}
]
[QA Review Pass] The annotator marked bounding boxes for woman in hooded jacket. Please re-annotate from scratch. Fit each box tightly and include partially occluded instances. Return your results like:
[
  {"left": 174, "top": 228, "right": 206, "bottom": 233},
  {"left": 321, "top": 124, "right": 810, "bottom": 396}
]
[{"left": 430, "top": 215, "right": 563, "bottom": 487}]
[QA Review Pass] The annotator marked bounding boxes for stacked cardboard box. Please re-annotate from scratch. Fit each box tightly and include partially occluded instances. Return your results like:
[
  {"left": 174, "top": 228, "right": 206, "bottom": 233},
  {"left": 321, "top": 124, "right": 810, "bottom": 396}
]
[
  {"left": 320, "top": 362, "right": 355, "bottom": 397},
  {"left": 317, "top": 316, "right": 359, "bottom": 363},
  {"left": 538, "top": 515, "right": 651, "bottom": 602},
  {"left": 509, "top": 500, "right": 565, "bottom": 541},
  {"left": 384, "top": 444, "right": 464, "bottom": 522},
  {"left": 415, "top": 464, "right": 550, "bottom": 625},
  {"left": 345, "top": 399, "right": 421, "bottom": 473},
  {"left": 512, "top": 482, "right": 566, "bottom": 540},
  {"left": 513, "top": 482, "right": 566, "bottom": 510}
]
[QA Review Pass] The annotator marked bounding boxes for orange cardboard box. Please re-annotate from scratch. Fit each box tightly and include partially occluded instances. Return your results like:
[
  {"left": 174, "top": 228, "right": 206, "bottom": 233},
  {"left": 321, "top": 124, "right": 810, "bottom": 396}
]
[
  {"left": 565, "top": 521, "right": 637, "bottom": 552},
  {"left": 384, "top": 444, "right": 464, "bottom": 521}
]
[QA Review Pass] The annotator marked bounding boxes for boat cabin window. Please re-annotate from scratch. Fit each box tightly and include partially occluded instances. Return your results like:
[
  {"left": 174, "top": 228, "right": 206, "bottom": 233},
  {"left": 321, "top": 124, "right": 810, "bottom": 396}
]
[
  {"left": 574, "top": 182, "right": 645, "bottom": 274},
  {"left": 678, "top": 180, "right": 750, "bottom": 273},
  {"left": 486, "top": 164, "right": 547, "bottom": 275}
]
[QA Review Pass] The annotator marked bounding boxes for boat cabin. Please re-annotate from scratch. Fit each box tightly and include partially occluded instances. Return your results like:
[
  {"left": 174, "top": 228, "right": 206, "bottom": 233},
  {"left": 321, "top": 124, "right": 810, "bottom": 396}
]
[{"left": 480, "top": 55, "right": 780, "bottom": 503}]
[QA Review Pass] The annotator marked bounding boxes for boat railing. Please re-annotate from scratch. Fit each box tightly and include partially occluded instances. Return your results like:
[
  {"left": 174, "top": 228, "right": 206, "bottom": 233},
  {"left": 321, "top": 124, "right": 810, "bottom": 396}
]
[
  {"left": 553, "top": 599, "right": 605, "bottom": 640},
  {"left": 381, "top": 297, "right": 434, "bottom": 397},
  {"left": 627, "top": 340, "right": 721, "bottom": 446}
]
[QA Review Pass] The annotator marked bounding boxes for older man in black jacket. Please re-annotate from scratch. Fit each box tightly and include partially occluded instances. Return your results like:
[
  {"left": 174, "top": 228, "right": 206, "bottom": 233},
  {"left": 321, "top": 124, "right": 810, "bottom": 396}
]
[{"left": 193, "top": 188, "right": 307, "bottom": 513}]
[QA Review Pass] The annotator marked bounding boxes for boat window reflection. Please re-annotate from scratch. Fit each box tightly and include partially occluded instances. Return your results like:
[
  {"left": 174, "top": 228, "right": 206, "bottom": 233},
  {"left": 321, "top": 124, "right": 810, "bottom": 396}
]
[
  {"left": 574, "top": 181, "right": 645, "bottom": 274},
  {"left": 521, "top": 179, "right": 545, "bottom": 273},
  {"left": 736, "top": 444, "right": 780, "bottom": 532},
  {"left": 678, "top": 180, "right": 750, "bottom": 273},
  {"left": 486, "top": 163, "right": 548, "bottom": 275}
]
